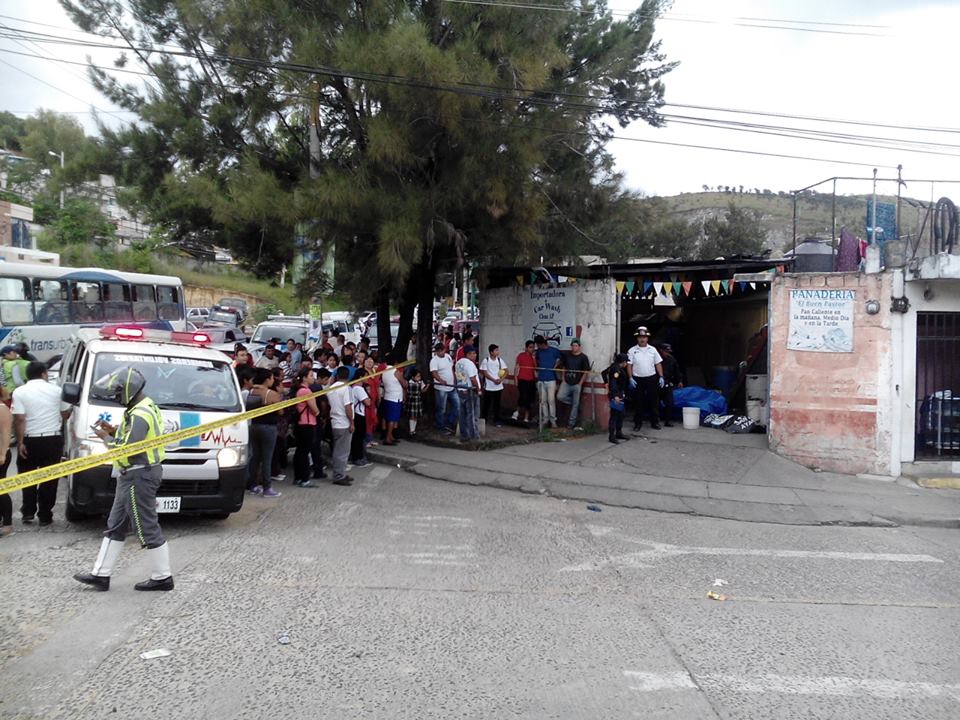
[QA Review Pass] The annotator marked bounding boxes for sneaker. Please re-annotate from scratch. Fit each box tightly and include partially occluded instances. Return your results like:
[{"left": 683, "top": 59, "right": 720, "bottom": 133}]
[
  {"left": 0, "top": 526, "right": 14, "bottom": 538},
  {"left": 262, "top": 488, "right": 282, "bottom": 498},
  {"left": 345, "top": 464, "right": 354, "bottom": 471},
  {"left": 271, "top": 474, "right": 286, "bottom": 482},
  {"left": 510, "top": 410, "right": 519, "bottom": 421},
  {"left": 21, "top": 515, "right": 34, "bottom": 524},
  {"left": 573, "top": 426, "right": 584, "bottom": 432},
  {"left": 298, "top": 480, "right": 317, "bottom": 488},
  {"left": 332, "top": 476, "right": 354, "bottom": 486},
  {"left": 353, "top": 459, "right": 371, "bottom": 468},
  {"left": 248, "top": 485, "right": 264, "bottom": 495}
]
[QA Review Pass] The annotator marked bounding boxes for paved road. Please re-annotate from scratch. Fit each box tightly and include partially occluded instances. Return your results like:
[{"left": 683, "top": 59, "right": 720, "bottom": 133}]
[{"left": 1, "top": 466, "right": 958, "bottom": 719}]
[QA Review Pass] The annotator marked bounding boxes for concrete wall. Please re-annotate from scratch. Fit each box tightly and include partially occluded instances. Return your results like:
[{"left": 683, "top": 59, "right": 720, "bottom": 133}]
[
  {"left": 769, "top": 272, "right": 895, "bottom": 476},
  {"left": 480, "top": 279, "right": 619, "bottom": 425}
]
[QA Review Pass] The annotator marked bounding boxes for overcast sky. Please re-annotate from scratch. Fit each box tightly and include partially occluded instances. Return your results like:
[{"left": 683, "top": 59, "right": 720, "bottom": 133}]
[{"left": 2, "top": 0, "right": 958, "bottom": 201}]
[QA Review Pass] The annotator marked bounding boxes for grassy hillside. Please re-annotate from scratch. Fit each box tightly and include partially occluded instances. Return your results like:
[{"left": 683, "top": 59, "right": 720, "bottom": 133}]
[{"left": 661, "top": 190, "right": 923, "bottom": 253}]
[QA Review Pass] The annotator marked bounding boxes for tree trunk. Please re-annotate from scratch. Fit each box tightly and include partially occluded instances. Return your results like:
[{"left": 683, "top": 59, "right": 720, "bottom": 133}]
[
  {"left": 375, "top": 287, "right": 392, "bottom": 359},
  {"left": 416, "top": 257, "right": 436, "bottom": 375}
]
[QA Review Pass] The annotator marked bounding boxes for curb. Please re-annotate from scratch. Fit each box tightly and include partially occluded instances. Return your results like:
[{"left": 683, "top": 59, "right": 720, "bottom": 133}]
[
  {"left": 914, "top": 477, "right": 960, "bottom": 490},
  {"left": 366, "top": 449, "right": 959, "bottom": 529}
]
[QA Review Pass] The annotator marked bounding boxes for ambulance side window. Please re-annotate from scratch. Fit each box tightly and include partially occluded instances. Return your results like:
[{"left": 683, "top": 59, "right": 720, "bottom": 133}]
[{"left": 65, "top": 342, "right": 86, "bottom": 384}]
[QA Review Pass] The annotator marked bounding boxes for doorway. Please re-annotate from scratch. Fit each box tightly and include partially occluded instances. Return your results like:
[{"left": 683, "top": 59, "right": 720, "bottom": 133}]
[{"left": 915, "top": 312, "right": 960, "bottom": 458}]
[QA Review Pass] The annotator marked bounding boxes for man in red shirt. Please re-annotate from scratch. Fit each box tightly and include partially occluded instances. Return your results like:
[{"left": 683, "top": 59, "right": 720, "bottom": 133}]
[{"left": 512, "top": 340, "right": 537, "bottom": 427}]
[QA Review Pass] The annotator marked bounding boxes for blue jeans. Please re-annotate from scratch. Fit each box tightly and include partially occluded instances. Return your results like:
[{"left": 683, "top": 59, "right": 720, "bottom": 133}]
[
  {"left": 458, "top": 390, "right": 480, "bottom": 440},
  {"left": 556, "top": 382, "right": 583, "bottom": 427},
  {"left": 434, "top": 389, "right": 460, "bottom": 431},
  {"left": 248, "top": 423, "right": 278, "bottom": 489}
]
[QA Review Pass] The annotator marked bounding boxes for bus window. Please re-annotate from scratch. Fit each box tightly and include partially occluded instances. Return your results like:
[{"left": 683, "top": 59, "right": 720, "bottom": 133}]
[
  {"left": 132, "top": 284, "right": 157, "bottom": 321},
  {"left": 157, "top": 285, "right": 182, "bottom": 322},
  {"left": 103, "top": 282, "right": 134, "bottom": 322},
  {"left": 71, "top": 282, "right": 104, "bottom": 323},
  {"left": 34, "top": 279, "right": 70, "bottom": 324},
  {"left": 0, "top": 277, "right": 34, "bottom": 325}
]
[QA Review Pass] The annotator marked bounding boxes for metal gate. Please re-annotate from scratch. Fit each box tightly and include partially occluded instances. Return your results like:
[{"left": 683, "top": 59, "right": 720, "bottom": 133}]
[{"left": 915, "top": 312, "right": 960, "bottom": 458}]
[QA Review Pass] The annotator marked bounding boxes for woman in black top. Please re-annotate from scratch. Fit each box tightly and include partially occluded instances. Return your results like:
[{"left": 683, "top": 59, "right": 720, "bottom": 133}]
[{"left": 248, "top": 368, "right": 282, "bottom": 496}]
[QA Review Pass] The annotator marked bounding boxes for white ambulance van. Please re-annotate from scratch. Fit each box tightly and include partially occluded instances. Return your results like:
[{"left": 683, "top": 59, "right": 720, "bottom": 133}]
[{"left": 59, "top": 326, "right": 249, "bottom": 520}]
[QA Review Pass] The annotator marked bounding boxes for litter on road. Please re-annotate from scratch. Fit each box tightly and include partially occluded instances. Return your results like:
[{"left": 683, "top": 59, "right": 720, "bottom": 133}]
[
  {"left": 587, "top": 504, "right": 602, "bottom": 512},
  {"left": 706, "top": 591, "right": 727, "bottom": 601},
  {"left": 712, "top": 579, "right": 729, "bottom": 587},
  {"left": 277, "top": 630, "right": 291, "bottom": 645},
  {"left": 139, "top": 648, "right": 171, "bottom": 660}
]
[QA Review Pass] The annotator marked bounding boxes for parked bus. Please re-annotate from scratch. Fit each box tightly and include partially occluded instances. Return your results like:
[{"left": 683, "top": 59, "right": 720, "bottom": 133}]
[{"left": 0, "top": 263, "right": 186, "bottom": 363}]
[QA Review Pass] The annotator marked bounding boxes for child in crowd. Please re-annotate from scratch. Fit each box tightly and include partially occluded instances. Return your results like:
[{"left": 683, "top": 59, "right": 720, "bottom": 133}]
[{"left": 406, "top": 368, "right": 429, "bottom": 439}]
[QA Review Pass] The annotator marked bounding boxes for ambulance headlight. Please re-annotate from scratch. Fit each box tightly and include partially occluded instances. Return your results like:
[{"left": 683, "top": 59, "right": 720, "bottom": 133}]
[{"left": 217, "top": 446, "right": 246, "bottom": 468}]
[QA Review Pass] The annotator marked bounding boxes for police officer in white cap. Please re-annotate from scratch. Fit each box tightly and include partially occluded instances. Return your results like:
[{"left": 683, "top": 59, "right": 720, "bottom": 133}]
[
  {"left": 626, "top": 326, "right": 664, "bottom": 431},
  {"left": 74, "top": 367, "right": 174, "bottom": 591}
]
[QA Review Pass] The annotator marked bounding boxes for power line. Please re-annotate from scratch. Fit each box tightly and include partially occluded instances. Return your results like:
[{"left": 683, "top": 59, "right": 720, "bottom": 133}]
[
  {"left": 439, "top": 0, "right": 889, "bottom": 36},
  {"left": 0, "top": 24, "right": 936, "bottom": 167},
  {"left": 3, "top": 23, "right": 950, "bottom": 138}
]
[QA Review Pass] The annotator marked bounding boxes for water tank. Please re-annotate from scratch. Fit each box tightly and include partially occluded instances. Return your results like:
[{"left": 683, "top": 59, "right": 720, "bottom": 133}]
[{"left": 792, "top": 238, "right": 834, "bottom": 272}]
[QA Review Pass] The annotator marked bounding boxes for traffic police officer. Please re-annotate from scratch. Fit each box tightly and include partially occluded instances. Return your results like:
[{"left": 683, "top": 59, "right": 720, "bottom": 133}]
[
  {"left": 74, "top": 367, "right": 174, "bottom": 591},
  {"left": 607, "top": 353, "right": 631, "bottom": 443}
]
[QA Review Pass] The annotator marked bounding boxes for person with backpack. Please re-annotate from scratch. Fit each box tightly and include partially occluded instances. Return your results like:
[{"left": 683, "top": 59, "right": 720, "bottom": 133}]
[
  {"left": 291, "top": 368, "right": 320, "bottom": 487},
  {"left": 247, "top": 368, "right": 282, "bottom": 496}
]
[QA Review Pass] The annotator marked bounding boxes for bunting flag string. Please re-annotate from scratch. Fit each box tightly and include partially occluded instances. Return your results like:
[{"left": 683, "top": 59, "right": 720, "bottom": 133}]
[
  {"left": 616, "top": 281, "right": 626, "bottom": 294},
  {"left": 701, "top": 280, "right": 712, "bottom": 296},
  {"left": 516, "top": 275, "right": 524, "bottom": 286},
  {"left": 625, "top": 280, "right": 635, "bottom": 294},
  {"left": 672, "top": 281, "right": 682, "bottom": 296},
  {"left": 642, "top": 280, "right": 653, "bottom": 296},
  {"left": 720, "top": 279, "right": 730, "bottom": 294},
  {"left": 710, "top": 280, "right": 721, "bottom": 295},
  {"left": 682, "top": 281, "right": 693, "bottom": 296},
  {"left": 738, "top": 281, "right": 748, "bottom": 292},
  {"left": 653, "top": 281, "right": 663, "bottom": 296}
]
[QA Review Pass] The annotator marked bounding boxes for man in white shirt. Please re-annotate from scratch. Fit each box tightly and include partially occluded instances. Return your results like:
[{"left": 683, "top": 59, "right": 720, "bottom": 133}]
[
  {"left": 255, "top": 344, "right": 280, "bottom": 369},
  {"left": 626, "top": 327, "right": 664, "bottom": 431},
  {"left": 12, "top": 362, "right": 72, "bottom": 525},
  {"left": 455, "top": 346, "right": 482, "bottom": 441},
  {"left": 327, "top": 366, "right": 355, "bottom": 486},
  {"left": 479, "top": 344, "right": 506, "bottom": 427},
  {"left": 429, "top": 343, "right": 459, "bottom": 434}
]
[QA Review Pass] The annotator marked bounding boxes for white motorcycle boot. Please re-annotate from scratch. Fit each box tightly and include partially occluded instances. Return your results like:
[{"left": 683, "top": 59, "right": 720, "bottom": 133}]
[
  {"left": 73, "top": 538, "right": 125, "bottom": 591},
  {"left": 134, "top": 543, "right": 174, "bottom": 591}
]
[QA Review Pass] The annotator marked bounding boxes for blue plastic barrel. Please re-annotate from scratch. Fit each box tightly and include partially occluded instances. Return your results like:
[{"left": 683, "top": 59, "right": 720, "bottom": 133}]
[{"left": 712, "top": 366, "right": 737, "bottom": 394}]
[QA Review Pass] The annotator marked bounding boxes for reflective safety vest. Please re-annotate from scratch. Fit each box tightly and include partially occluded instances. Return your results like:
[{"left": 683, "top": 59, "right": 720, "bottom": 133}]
[
  {"left": 115, "top": 397, "right": 166, "bottom": 468},
  {"left": 1, "top": 357, "right": 29, "bottom": 391}
]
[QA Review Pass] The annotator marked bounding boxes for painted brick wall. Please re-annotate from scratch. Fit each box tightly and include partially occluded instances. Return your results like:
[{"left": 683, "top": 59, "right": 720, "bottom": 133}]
[
  {"left": 480, "top": 279, "right": 619, "bottom": 425},
  {"left": 769, "top": 272, "right": 894, "bottom": 475}
]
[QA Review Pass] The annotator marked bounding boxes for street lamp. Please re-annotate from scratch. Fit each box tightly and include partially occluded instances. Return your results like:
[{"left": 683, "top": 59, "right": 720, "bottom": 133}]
[{"left": 48, "top": 150, "right": 64, "bottom": 210}]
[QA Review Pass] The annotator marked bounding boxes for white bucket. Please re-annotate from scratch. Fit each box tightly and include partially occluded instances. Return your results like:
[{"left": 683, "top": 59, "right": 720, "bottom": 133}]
[
  {"left": 746, "top": 399, "right": 770, "bottom": 427},
  {"left": 682, "top": 407, "right": 700, "bottom": 430},
  {"left": 746, "top": 374, "right": 768, "bottom": 401}
]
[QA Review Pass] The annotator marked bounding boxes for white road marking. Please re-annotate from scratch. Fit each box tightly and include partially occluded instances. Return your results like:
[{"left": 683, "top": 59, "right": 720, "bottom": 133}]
[
  {"left": 562, "top": 534, "right": 943, "bottom": 572},
  {"left": 393, "top": 515, "right": 473, "bottom": 524},
  {"left": 624, "top": 671, "right": 960, "bottom": 702}
]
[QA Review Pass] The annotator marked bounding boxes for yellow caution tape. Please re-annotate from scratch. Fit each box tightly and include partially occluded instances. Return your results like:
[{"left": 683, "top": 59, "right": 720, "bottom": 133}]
[{"left": 0, "top": 361, "right": 413, "bottom": 496}]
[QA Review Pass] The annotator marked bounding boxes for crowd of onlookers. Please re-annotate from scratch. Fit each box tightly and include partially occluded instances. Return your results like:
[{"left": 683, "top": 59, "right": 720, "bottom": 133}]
[{"left": 230, "top": 332, "right": 428, "bottom": 494}]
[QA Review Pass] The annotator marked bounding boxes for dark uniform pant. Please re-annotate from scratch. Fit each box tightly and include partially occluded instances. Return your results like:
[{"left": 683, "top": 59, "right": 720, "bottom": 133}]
[
  {"left": 104, "top": 465, "right": 166, "bottom": 548},
  {"left": 19, "top": 435, "right": 63, "bottom": 523},
  {"left": 633, "top": 375, "right": 660, "bottom": 427}
]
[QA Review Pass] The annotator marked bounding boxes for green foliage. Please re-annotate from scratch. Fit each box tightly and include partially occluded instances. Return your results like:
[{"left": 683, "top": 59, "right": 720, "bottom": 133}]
[
  {"left": 38, "top": 198, "right": 116, "bottom": 250},
  {"left": 0, "top": 111, "right": 25, "bottom": 151},
  {"left": 62, "top": 0, "right": 675, "bottom": 333},
  {"left": 699, "top": 203, "right": 768, "bottom": 260}
]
